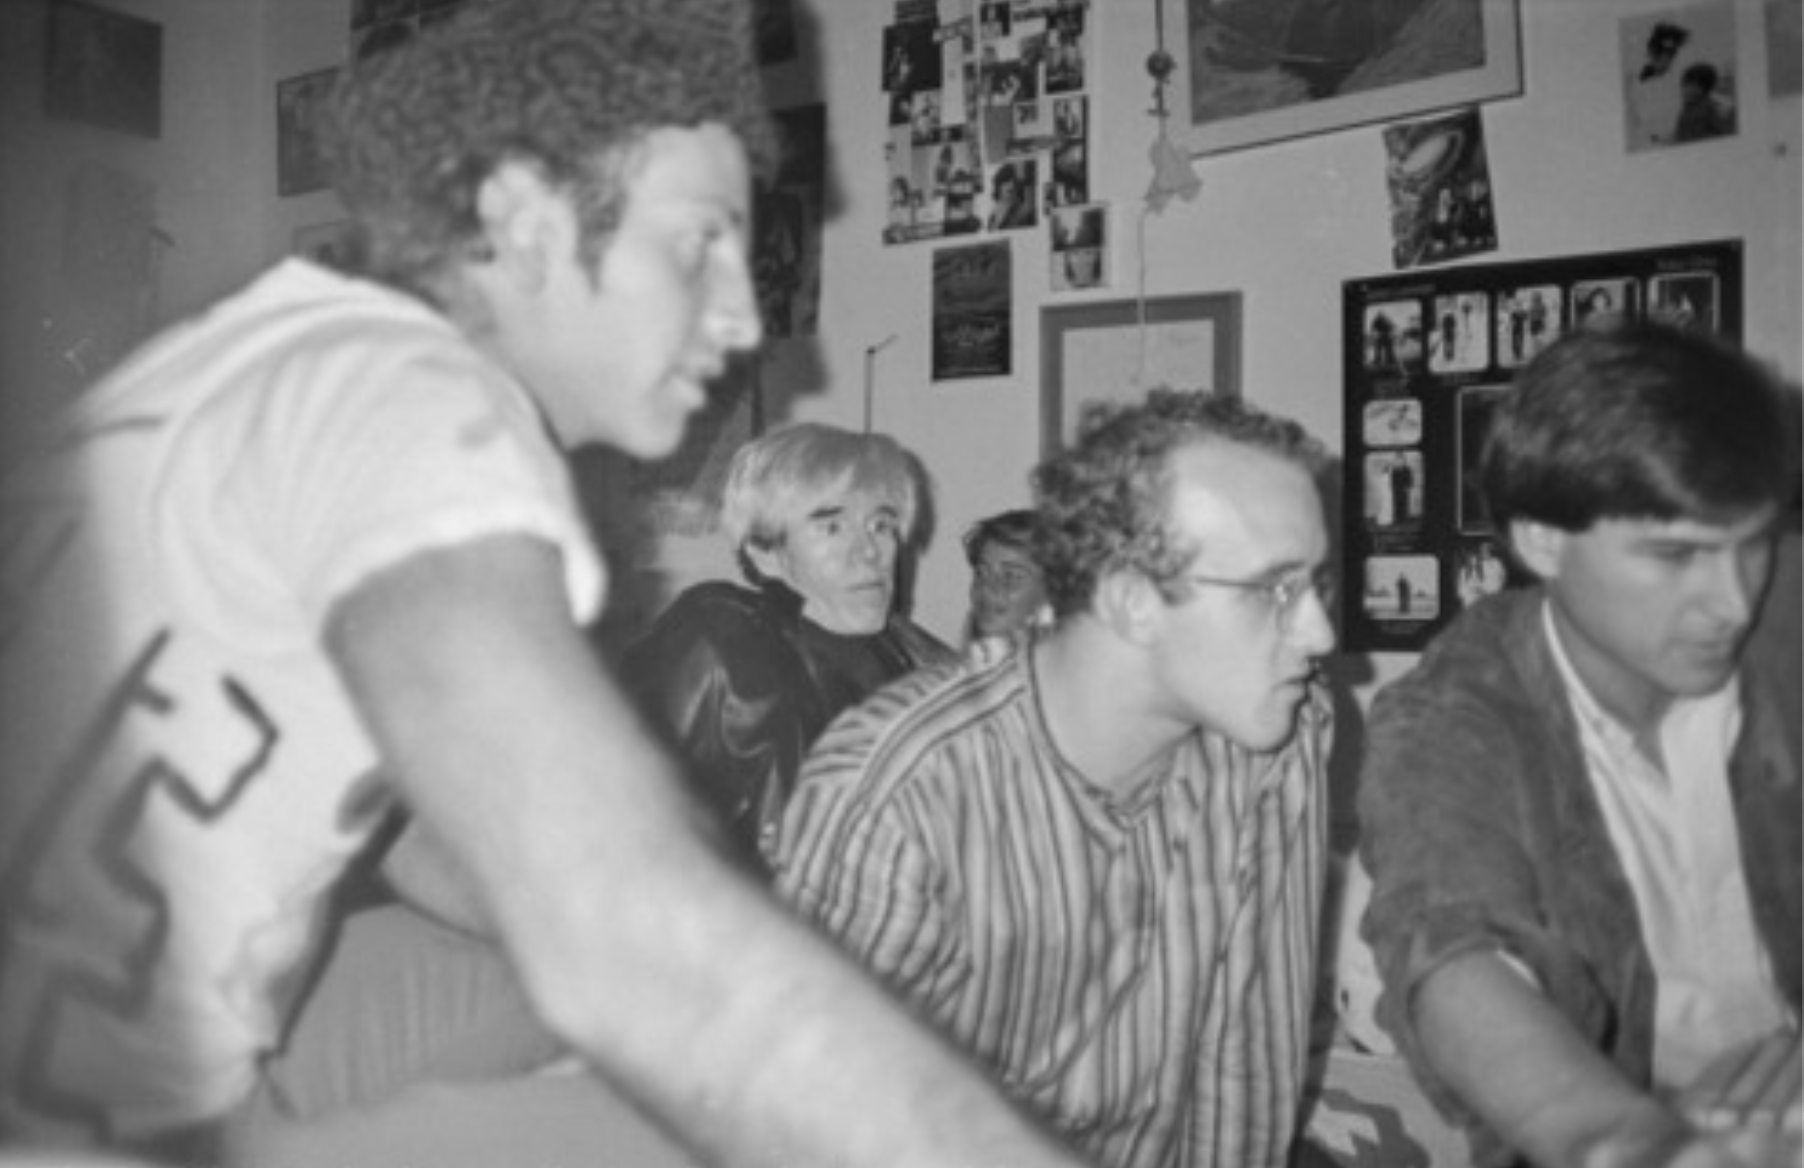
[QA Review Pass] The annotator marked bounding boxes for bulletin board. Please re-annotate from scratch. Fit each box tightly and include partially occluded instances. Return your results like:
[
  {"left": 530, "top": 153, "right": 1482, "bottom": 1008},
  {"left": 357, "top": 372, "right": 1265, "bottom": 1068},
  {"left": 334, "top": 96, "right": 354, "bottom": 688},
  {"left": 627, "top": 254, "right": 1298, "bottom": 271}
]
[{"left": 1339, "top": 238, "right": 1743, "bottom": 653}]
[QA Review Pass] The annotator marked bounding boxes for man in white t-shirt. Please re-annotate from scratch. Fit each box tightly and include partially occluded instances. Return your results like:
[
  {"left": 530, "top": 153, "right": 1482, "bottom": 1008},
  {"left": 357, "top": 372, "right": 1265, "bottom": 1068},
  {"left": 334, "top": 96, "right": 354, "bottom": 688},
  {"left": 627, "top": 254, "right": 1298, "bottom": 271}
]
[{"left": 0, "top": 4, "right": 1087, "bottom": 1167}]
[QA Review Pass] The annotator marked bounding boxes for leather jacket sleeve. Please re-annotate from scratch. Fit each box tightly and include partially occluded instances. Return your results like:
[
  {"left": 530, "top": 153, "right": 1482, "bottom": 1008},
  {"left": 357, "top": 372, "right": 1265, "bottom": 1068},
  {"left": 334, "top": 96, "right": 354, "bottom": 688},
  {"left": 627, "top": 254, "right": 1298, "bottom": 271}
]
[{"left": 621, "top": 583, "right": 813, "bottom": 862}]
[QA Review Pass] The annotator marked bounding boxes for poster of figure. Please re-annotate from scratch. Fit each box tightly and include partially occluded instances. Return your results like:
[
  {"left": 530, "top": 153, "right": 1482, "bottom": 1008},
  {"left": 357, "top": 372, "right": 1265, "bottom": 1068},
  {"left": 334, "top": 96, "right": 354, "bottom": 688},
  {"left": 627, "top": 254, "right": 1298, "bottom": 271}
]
[
  {"left": 753, "top": 104, "right": 828, "bottom": 339},
  {"left": 1382, "top": 106, "right": 1497, "bottom": 270},
  {"left": 1621, "top": 2, "right": 1739, "bottom": 152},
  {"left": 1340, "top": 238, "right": 1742, "bottom": 652},
  {"left": 931, "top": 240, "right": 1012, "bottom": 380}
]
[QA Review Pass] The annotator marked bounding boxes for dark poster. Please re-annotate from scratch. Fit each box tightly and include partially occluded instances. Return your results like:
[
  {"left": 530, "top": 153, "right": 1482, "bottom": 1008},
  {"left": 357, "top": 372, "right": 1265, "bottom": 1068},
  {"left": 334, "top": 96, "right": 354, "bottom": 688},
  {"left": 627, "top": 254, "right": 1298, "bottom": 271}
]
[
  {"left": 931, "top": 240, "right": 1012, "bottom": 380},
  {"left": 1340, "top": 238, "right": 1743, "bottom": 653}
]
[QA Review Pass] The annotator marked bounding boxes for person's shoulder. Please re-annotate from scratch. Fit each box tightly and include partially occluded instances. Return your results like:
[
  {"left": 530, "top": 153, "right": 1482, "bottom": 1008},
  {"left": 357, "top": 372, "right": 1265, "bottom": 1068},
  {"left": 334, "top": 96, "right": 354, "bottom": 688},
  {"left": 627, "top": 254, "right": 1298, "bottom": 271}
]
[
  {"left": 807, "top": 648, "right": 1020, "bottom": 787},
  {"left": 1370, "top": 587, "right": 1545, "bottom": 729}
]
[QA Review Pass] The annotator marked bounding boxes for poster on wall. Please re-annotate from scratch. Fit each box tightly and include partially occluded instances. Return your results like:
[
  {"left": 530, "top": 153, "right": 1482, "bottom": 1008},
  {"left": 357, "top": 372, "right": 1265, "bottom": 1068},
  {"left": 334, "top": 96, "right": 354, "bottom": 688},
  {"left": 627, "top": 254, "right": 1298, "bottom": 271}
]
[
  {"left": 754, "top": 104, "right": 828, "bottom": 339},
  {"left": 883, "top": 0, "right": 1093, "bottom": 246},
  {"left": 931, "top": 240, "right": 1012, "bottom": 380},
  {"left": 1340, "top": 238, "right": 1743, "bottom": 653},
  {"left": 1621, "top": 1, "right": 1740, "bottom": 152}
]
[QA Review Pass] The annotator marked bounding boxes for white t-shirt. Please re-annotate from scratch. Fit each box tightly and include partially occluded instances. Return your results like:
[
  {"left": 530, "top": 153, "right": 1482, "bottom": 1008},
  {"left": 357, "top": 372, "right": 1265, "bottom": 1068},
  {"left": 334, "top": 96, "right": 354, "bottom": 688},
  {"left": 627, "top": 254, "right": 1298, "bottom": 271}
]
[{"left": 0, "top": 260, "right": 603, "bottom": 1144}]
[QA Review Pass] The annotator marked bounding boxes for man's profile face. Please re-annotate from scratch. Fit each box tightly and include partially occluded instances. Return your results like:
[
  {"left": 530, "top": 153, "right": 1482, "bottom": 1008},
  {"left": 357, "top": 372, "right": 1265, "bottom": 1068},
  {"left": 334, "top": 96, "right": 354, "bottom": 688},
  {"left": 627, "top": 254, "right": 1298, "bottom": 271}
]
[
  {"left": 521, "top": 123, "right": 762, "bottom": 458},
  {"left": 969, "top": 542, "right": 1047, "bottom": 640},
  {"left": 755, "top": 482, "right": 903, "bottom": 635},
  {"left": 1143, "top": 442, "right": 1335, "bottom": 752},
  {"left": 1528, "top": 507, "right": 1779, "bottom": 723}
]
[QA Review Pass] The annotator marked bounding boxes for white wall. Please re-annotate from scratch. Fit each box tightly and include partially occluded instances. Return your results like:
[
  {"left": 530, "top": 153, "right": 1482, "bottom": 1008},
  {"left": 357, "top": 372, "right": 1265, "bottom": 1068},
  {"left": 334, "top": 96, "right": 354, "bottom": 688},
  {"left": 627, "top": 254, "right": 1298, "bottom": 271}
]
[
  {"left": 775, "top": 0, "right": 1801, "bottom": 688},
  {"left": 0, "top": 0, "right": 268, "bottom": 457}
]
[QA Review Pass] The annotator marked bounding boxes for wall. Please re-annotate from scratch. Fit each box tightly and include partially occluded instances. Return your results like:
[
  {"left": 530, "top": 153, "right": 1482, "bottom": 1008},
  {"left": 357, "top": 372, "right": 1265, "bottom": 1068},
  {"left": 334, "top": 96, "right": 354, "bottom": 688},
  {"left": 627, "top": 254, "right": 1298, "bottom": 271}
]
[{"left": 0, "top": 0, "right": 269, "bottom": 459}]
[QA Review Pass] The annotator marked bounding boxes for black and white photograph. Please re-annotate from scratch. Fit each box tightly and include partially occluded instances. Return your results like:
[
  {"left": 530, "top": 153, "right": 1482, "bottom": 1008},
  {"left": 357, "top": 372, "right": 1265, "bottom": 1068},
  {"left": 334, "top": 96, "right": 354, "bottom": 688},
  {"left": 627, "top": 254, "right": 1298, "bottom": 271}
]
[
  {"left": 1361, "top": 554, "right": 1441, "bottom": 623},
  {"left": 1049, "top": 204, "right": 1108, "bottom": 292},
  {"left": 1363, "top": 450, "right": 1425, "bottom": 532},
  {"left": 1495, "top": 284, "right": 1563, "bottom": 368},
  {"left": 1572, "top": 277, "right": 1640, "bottom": 329},
  {"left": 277, "top": 67, "right": 340, "bottom": 197},
  {"left": 1363, "top": 299, "right": 1422, "bottom": 376},
  {"left": 1622, "top": 3, "right": 1739, "bottom": 151},
  {"left": 1649, "top": 271, "right": 1721, "bottom": 331},
  {"left": 1382, "top": 106, "right": 1497, "bottom": 270},
  {"left": 1426, "top": 291, "right": 1491, "bottom": 373},
  {"left": 1362, "top": 398, "right": 1422, "bottom": 448}
]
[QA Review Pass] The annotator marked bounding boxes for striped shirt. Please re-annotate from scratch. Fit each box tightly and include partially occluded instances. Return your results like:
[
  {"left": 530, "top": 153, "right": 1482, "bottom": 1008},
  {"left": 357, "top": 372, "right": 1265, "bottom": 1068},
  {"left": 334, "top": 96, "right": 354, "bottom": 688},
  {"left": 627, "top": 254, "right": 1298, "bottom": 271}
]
[{"left": 770, "top": 639, "right": 1331, "bottom": 1168}]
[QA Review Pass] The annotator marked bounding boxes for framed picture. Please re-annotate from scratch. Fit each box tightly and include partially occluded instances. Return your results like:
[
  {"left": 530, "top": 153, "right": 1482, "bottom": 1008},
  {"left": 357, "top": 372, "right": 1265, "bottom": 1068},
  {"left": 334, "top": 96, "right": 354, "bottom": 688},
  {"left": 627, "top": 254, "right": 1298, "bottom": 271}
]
[
  {"left": 44, "top": 0, "right": 163, "bottom": 138},
  {"left": 1164, "top": 0, "right": 1522, "bottom": 157},
  {"left": 1040, "top": 292, "right": 1240, "bottom": 456},
  {"left": 277, "top": 68, "right": 339, "bottom": 197}
]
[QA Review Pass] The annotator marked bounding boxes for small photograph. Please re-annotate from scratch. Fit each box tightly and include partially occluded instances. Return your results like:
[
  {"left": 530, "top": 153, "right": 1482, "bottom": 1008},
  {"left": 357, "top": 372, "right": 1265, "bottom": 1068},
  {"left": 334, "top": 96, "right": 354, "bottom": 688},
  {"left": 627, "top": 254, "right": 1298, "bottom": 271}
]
[
  {"left": 1053, "top": 94, "right": 1086, "bottom": 141},
  {"left": 1364, "top": 300, "right": 1423, "bottom": 376},
  {"left": 1049, "top": 204, "right": 1108, "bottom": 293},
  {"left": 292, "top": 219, "right": 357, "bottom": 269},
  {"left": 277, "top": 67, "right": 340, "bottom": 198},
  {"left": 1496, "top": 285, "right": 1563, "bottom": 368},
  {"left": 883, "top": 19, "right": 942, "bottom": 95},
  {"left": 1456, "top": 540, "right": 1510, "bottom": 608},
  {"left": 1426, "top": 291, "right": 1492, "bottom": 374},
  {"left": 1048, "top": 138, "right": 1088, "bottom": 207},
  {"left": 1382, "top": 107, "right": 1497, "bottom": 270},
  {"left": 1622, "top": 3, "right": 1739, "bottom": 152},
  {"left": 1456, "top": 385, "right": 1508, "bottom": 533},
  {"left": 1648, "top": 272, "right": 1720, "bottom": 331},
  {"left": 911, "top": 88, "right": 944, "bottom": 143},
  {"left": 1363, "top": 399, "right": 1423, "bottom": 448},
  {"left": 985, "top": 156, "right": 1038, "bottom": 230},
  {"left": 1362, "top": 554, "right": 1442, "bottom": 623},
  {"left": 1043, "top": 11, "right": 1086, "bottom": 94},
  {"left": 979, "top": 1, "right": 1010, "bottom": 42},
  {"left": 1573, "top": 278, "right": 1641, "bottom": 330},
  {"left": 1363, "top": 450, "right": 1426, "bottom": 532}
]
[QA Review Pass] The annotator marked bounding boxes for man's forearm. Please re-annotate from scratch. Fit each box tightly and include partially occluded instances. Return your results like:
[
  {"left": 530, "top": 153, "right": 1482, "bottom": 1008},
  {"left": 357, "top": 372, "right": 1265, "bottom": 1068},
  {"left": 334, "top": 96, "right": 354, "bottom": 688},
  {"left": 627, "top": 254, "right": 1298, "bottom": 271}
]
[{"left": 1412, "top": 949, "right": 1686, "bottom": 1168}]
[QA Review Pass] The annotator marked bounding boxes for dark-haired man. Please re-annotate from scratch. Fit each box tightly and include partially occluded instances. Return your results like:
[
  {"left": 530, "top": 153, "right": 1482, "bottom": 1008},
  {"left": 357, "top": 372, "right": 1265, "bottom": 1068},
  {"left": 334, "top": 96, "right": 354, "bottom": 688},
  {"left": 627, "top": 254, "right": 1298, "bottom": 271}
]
[{"left": 1359, "top": 323, "right": 1801, "bottom": 1168}]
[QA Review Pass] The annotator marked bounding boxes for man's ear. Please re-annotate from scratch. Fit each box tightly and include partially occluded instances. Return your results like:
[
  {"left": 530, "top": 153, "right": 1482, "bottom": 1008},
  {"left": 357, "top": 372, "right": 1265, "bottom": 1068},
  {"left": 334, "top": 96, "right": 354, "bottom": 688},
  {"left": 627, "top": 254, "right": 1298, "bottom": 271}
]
[
  {"left": 473, "top": 160, "right": 566, "bottom": 291},
  {"left": 1509, "top": 518, "right": 1564, "bottom": 580},
  {"left": 1094, "top": 570, "right": 1160, "bottom": 645}
]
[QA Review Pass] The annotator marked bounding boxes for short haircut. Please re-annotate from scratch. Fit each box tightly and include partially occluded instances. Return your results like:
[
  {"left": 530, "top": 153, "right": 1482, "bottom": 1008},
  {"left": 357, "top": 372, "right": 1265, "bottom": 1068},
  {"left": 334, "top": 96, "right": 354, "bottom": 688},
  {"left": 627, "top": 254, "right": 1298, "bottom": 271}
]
[
  {"left": 720, "top": 423, "right": 920, "bottom": 557},
  {"left": 1481, "top": 321, "right": 1796, "bottom": 536},
  {"left": 324, "top": 0, "right": 776, "bottom": 302},
  {"left": 1032, "top": 388, "right": 1329, "bottom": 618},
  {"left": 962, "top": 509, "right": 1039, "bottom": 567}
]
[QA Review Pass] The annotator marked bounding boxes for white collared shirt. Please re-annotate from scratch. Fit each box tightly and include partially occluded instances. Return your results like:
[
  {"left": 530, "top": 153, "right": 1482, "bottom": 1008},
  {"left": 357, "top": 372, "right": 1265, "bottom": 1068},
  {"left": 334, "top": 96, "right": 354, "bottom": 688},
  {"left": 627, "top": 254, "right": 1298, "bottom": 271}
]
[{"left": 1543, "top": 603, "right": 1790, "bottom": 1089}]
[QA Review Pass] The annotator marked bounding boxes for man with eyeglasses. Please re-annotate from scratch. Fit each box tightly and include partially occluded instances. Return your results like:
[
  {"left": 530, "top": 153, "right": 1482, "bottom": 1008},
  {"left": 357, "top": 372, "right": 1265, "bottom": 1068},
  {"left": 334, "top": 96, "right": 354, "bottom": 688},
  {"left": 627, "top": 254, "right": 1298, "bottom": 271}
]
[
  {"left": 1358, "top": 322, "right": 1801, "bottom": 1168},
  {"left": 766, "top": 389, "right": 1338, "bottom": 1168}
]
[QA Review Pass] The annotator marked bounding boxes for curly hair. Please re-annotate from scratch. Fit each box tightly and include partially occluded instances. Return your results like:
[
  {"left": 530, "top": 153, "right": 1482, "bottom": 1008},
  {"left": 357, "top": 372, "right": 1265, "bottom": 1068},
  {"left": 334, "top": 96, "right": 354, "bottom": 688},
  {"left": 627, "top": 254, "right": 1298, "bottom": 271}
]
[
  {"left": 1032, "top": 388, "right": 1329, "bottom": 618},
  {"left": 324, "top": 0, "right": 777, "bottom": 301}
]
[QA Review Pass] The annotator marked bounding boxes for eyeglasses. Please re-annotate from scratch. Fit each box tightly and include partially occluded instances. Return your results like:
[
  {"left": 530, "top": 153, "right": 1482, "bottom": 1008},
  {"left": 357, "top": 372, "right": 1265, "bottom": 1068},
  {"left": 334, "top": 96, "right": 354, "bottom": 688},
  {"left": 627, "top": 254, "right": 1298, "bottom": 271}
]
[{"left": 1180, "top": 564, "right": 1336, "bottom": 633}]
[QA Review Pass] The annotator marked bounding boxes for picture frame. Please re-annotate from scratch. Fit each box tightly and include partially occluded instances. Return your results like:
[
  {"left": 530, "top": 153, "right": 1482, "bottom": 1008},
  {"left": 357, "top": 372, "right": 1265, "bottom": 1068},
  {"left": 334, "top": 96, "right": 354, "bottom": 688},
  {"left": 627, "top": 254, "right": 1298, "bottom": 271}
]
[
  {"left": 1163, "top": 0, "right": 1522, "bottom": 157},
  {"left": 1040, "top": 292, "right": 1240, "bottom": 457},
  {"left": 44, "top": 0, "right": 163, "bottom": 139},
  {"left": 277, "top": 67, "right": 340, "bottom": 198}
]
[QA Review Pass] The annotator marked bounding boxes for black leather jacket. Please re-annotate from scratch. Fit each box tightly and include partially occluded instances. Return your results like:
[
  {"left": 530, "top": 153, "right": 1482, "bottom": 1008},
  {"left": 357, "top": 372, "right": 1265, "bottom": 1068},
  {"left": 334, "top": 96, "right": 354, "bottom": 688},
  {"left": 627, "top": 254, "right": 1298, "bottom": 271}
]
[{"left": 622, "top": 580, "right": 955, "bottom": 868}]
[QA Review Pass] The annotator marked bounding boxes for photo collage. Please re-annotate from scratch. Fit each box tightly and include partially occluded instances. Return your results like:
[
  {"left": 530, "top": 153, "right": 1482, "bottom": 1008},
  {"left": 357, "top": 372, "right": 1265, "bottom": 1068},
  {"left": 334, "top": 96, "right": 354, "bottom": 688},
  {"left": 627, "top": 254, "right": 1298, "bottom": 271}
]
[
  {"left": 1339, "top": 238, "right": 1744, "bottom": 652},
  {"left": 882, "top": 0, "right": 1095, "bottom": 249}
]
